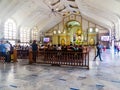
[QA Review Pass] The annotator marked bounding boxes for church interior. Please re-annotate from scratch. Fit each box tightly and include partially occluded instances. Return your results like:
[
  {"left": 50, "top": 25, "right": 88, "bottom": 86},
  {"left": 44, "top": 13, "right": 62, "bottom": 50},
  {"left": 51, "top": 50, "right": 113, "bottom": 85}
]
[{"left": 0, "top": 0, "right": 120, "bottom": 90}]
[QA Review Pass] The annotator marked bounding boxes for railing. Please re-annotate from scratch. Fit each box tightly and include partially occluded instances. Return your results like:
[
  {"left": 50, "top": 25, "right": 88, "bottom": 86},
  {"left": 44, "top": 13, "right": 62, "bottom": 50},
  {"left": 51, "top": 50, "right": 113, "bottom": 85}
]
[
  {"left": 7, "top": 48, "right": 89, "bottom": 69},
  {"left": 0, "top": 49, "right": 17, "bottom": 62},
  {"left": 36, "top": 50, "right": 89, "bottom": 69},
  {"left": 17, "top": 50, "right": 29, "bottom": 59},
  {"left": 0, "top": 52, "right": 5, "bottom": 61}
]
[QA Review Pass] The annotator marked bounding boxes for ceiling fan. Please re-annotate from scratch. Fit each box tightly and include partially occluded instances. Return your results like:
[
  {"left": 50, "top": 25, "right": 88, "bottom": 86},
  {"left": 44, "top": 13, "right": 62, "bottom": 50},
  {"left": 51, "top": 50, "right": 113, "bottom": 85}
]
[{"left": 43, "top": 0, "right": 66, "bottom": 17}]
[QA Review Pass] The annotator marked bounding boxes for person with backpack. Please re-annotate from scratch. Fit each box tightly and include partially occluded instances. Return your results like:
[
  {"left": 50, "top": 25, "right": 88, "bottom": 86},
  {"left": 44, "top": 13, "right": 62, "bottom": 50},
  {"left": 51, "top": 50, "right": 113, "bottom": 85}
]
[{"left": 0, "top": 41, "right": 8, "bottom": 62}]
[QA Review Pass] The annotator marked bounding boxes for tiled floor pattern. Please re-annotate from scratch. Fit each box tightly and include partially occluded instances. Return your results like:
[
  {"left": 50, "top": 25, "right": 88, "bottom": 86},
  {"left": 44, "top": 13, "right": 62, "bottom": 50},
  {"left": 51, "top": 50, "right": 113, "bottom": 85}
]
[{"left": 0, "top": 49, "right": 120, "bottom": 90}]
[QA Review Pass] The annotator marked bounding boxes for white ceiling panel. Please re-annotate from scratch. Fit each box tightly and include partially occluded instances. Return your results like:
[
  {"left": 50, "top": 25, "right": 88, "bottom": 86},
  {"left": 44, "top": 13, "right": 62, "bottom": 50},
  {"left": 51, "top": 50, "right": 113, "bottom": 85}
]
[{"left": 0, "top": 0, "right": 120, "bottom": 32}]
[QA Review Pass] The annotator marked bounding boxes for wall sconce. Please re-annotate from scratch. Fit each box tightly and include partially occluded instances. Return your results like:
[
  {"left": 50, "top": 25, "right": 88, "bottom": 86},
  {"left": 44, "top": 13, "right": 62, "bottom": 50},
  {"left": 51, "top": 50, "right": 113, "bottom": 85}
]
[
  {"left": 58, "top": 30, "right": 61, "bottom": 34},
  {"left": 89, "top": 28, "right": 93, "bottom": 32},
  {"left": 53, "top": 30, "right": 56, "bottom": 34},
  {"left": 95, "top": 28, "right": 99, "bottom": 32}
]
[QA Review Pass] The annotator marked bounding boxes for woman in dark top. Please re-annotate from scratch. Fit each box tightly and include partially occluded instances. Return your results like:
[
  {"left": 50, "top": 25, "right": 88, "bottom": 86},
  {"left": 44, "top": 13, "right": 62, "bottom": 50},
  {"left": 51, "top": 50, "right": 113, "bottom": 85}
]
[
  {"left": 31, "top": 40, "right": 38, "bottom": 63},
  {"left": 93, "top": 42, "right": 102, "bottom": 61}
]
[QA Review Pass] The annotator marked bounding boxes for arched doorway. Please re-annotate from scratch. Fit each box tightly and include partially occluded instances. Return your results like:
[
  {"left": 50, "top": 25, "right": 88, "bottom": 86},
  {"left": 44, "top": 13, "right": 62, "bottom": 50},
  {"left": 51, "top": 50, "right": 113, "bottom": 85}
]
[{"left": 65, "top": 20, "right": 83, "bottom": 45}]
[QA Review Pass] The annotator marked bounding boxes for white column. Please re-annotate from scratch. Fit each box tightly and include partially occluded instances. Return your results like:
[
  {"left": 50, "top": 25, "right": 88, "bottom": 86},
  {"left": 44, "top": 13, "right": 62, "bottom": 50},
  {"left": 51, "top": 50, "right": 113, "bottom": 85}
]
[
  {"left": 111, "top": 27, "right": 115, "bottom": 58},
  {"left": 111, "top": 39, "right": 114, "bottom": 58},
  {"left": 0, "top": 22, "right": 4, "bottom": 39}
]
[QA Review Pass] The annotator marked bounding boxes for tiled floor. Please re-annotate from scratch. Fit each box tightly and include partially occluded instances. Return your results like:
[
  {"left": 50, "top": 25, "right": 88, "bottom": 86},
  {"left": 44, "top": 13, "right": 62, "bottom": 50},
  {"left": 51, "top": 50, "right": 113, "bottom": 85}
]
[{"left": 0, "top": 49, "right": 120, "bottom": 90}]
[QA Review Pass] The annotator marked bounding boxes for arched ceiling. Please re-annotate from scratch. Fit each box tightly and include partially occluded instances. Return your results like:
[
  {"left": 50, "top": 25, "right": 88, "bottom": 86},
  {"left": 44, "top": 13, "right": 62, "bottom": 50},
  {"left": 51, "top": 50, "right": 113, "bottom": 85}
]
[{"left": 0, "top": 0, "right": 120, "bottom": 32}]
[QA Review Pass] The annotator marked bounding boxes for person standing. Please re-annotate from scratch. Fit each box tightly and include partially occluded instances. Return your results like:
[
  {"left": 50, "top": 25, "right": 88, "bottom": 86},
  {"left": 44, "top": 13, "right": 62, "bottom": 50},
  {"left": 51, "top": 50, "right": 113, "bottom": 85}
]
[
  {"left": 0, "top": 41, "right": 8, "bottom": 62},
  {"left": 5, "top": 41, "right": 12, "bottom": 62},
  {"left": 31, "top": 40, "right": 38, "bottom": 63},
  {"left": 93, "top": 42, "right": 103, "bottom": 61}
]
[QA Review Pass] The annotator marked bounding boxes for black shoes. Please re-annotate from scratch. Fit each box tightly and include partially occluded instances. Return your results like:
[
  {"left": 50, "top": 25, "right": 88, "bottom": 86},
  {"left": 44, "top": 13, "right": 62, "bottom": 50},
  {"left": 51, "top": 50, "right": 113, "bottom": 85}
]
[{"left": 93, "top": 59, "right": 103, "bottom": 61}]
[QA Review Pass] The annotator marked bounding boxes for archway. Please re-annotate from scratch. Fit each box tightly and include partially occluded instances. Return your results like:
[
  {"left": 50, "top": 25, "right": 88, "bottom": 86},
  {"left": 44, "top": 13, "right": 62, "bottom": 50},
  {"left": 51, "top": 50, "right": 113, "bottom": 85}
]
[{"left": 65, "top": 20, "right": 83, "bottom": 45}]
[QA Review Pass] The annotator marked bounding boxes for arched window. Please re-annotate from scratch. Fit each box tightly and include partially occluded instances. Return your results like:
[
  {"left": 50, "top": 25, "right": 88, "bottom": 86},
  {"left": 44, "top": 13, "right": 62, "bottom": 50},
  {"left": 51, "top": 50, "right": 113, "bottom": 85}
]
[
  {"left": 31, "top": 27, "right": 39, "bottom": 41},
  {"left": 20, "top": 27, "right": 30, "bottom": 42},
  {"left": 4, "top": 19, "right": 17, "bottom": 39}
]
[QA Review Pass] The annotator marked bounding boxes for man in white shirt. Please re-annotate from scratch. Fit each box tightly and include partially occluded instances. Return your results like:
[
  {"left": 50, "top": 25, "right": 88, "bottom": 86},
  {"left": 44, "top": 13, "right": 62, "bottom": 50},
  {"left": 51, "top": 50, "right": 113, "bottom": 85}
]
[{"left": 5, "top": 41, "right": 11, "bottom": 62}]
